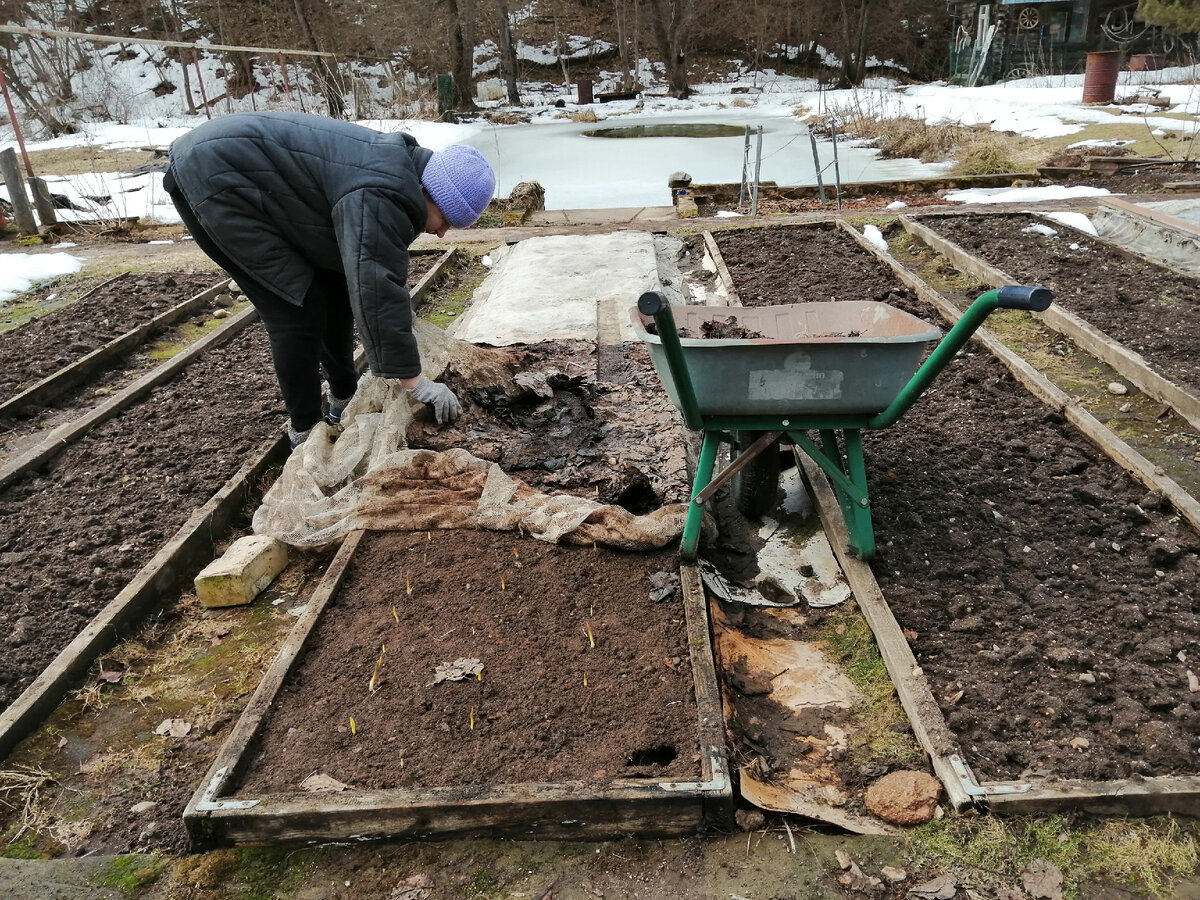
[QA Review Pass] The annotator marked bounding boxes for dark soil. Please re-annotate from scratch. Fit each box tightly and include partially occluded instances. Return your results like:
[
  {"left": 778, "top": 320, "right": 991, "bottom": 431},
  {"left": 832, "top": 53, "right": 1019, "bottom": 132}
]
[
  {"left": 406, "top": 249, "right": 440, "bottom": 287},
  {"left": 718, "top": 224, "right": 1200, "bottom": 783},
  {"left": 0, "top": 323, "right": 280, "bottom": 711},
  {"left": 0, "top": 272, "right": 219, "bottom": 404},
  {"left": 410, "top": 340, "right": 692, "bottom": 510},
  {"left": 238, "top": 529, "right": 699, "bottom": 792},
  {"left": 922, "top": 212, "right": 1200, "bottom": 394},
  {"left": 714, "top": 223, "right": 918, "bottom": 309},
  {"left": 690, "top": 316, "right": 766, "bottom": 340}
]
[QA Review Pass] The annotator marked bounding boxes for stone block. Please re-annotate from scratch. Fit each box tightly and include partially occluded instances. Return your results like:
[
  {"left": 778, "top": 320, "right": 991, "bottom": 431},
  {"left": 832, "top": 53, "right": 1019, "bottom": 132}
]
[{"left": 195, "top": 535, "right": 288, "bottom": 608}]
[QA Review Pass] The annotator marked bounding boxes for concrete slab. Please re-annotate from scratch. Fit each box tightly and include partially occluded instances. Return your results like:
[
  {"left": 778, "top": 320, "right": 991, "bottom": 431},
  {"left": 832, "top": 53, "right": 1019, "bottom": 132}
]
[
  {"left": 448, "top": 231, "right": 661, "bottom": 345},
  {"left": 526, "top": 206, "right": 676, "bottom": 226}
]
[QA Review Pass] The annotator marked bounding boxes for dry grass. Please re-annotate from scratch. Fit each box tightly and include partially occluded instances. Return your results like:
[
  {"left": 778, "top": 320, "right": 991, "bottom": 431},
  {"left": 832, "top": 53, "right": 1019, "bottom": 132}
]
[
  {"left": 567, "top": 107, "right": 598, "bottom": 123},
  {"left": 816, "top": 89, "right": 1044, "bottom": 175},
  {"left": 0, "top": 766, "right": 58, "bottom": 844}
]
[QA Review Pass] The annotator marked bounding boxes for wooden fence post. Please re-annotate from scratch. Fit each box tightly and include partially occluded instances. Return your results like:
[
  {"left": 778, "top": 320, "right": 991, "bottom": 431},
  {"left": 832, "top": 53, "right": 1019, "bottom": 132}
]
[
  {"left": 29, "top": 176, "right": 58, "bottom": 226},
  {"left": 0, "top": 147, "right": 38, "bottom": 235}
]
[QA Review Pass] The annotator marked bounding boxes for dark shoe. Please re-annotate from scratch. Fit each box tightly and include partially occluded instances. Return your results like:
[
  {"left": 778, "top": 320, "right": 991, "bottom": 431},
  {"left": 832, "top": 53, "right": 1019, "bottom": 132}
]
[{"left": 324, "top": 390, "right": 353, "bottom": 427}]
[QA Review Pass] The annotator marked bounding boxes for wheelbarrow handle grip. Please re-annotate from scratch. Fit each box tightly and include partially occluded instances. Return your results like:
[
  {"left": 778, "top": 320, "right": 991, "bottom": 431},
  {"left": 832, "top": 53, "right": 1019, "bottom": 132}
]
[
  {"left": 997, "top": 285, "right": 1053, "bottom": 312},
  {"left": 638, "top": 291, "right": 667, "bottom": 316}
]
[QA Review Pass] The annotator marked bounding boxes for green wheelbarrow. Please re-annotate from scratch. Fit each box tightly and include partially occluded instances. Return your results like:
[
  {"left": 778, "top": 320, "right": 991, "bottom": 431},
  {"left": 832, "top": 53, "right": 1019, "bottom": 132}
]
[{"left": 632, "top": 286, "right": 1054, "bottom": 560}]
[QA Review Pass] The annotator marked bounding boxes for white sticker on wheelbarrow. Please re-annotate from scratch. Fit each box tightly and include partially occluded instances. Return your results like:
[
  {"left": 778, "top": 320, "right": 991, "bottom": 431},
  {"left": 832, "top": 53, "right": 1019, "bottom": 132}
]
[{"left": 749, "top": 352, "right": 843, "bottom": 401}]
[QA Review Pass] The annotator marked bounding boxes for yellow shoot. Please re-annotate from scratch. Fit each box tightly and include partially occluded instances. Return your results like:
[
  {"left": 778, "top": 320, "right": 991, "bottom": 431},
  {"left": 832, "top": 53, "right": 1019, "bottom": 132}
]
[
  {"left": 586, "top": 625, "right": 595, "bottom": 648},
  {"left": 427, "top": 531, "right": 432, "bottom": 542},
  {"left": 470, "top": 708, "right": 475, "bottom": 730},
  {"left": 406, "top": 575, "right": 412, "bottom": 597},
  {"left": 368, "top": 644, "right": 387, "bottom": 694},
  {"left": 477, "top": 671, "right": 483, "bottom": 681},
  {"left": 349, "top": 717, "right": 357, "bottom": 735},
  {"left": 500, "top": 577, "right": 505, "bottom": 591},
  {"left": 392, "top": 606, "right": 399, "bottom": 623},
  {"left": 583, "top": 674, "right": 588, "bottom": 687},
  {"left": 513, "top": 549, "right": 519, "bottom": 558},
  {"left": 592, "top": 541, "right": 597, "bottom": 551}
]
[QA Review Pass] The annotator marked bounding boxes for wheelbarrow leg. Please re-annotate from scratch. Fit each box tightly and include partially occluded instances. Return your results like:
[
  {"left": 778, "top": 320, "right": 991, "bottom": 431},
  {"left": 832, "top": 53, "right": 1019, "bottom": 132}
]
[
  {"left": 814, "top": 429, "right": 875, "bottom": 559},
  {"left": 681, "top": 430, "right": 721, "bottom": 560},
  {"left": 841, "top": 430, "right": 875, "bottom": 559}
]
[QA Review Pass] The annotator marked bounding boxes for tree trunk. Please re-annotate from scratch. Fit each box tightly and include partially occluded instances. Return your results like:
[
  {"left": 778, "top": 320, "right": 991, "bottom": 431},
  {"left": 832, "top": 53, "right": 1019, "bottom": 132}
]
[
  {"left": 645, "top": 0, "right": 695, "bottom": 98},
  {"left": 498, "top": 0, "right": 521, "bottom": 104},
  {"left": 161, "top": 0, "right": 196, "bottom": 115},
  {"left": 444, "top": 0, "right": 479, "bottom": 110},
  {"left": 290, "top": 0, "right": 345, "bottom": 117},
  {"left": 838, "top": 0, "right": 874, "bottom": 86}
]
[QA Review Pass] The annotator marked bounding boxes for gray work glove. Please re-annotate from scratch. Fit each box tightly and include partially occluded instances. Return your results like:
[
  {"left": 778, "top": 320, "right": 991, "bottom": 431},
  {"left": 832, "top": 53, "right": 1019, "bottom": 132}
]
[{"left": 409, "top": 377, "right": 461, "bottom": 424}]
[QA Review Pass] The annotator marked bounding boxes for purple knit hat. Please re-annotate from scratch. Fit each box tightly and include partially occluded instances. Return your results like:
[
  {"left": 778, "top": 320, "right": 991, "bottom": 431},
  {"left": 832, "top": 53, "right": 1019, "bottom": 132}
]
[{"left": 421, "top": 145, "right": 496, "bottom": 229}]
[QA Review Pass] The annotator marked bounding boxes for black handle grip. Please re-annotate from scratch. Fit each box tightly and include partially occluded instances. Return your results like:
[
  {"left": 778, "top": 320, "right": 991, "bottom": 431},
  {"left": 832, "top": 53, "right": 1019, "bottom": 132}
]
[
  {"left": 997, "top": 285, "right": 1053, "bottom": 312},
  {"left": 638, "top": 291, "right": 667, "bottom": 316}
]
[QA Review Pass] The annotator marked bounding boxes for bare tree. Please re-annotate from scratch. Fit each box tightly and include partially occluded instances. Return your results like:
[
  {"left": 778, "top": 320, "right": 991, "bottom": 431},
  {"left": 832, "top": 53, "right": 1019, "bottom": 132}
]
[
  {"left": 442, "top": 0, "right": 480, "bottom": 110},
  {"left": 497, "top": 0, "right": 520, "bottom": 104},
  {"left": 290, "top": 0, "right": 346, "bottom": 116},
  {"left": 645, "top": 0, "right": 700, "bottom": 98}
]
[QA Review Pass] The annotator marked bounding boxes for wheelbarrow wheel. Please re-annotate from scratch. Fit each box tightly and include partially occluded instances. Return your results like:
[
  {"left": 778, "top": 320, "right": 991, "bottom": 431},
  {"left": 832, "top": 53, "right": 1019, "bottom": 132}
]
[{"left": 731, "top": 431, "right": 781, "bottom": 519}]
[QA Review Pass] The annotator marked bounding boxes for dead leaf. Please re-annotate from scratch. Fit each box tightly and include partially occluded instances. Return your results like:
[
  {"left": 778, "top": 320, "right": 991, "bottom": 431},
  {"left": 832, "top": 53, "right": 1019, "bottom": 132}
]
[
  {"left": 909, "top": 873, "right": 958, "bottom": 899},
  {"left": 153, "top": 718, "right": 192, "bottom": 737},
  {"left": 430, "top": 657, "right": 484, "bottom": 685},
  {"left": 300, "top": 773, "right": 354, "bottom": 793},
  {"left": 97, "top": 668, "right": 124, "bottom": 684},
  {"left": 387, "top": 873, "right": 433, "bottom": 900},
  {"left": 1022, "top": 859, "right": 1064, "bottom": 900}
]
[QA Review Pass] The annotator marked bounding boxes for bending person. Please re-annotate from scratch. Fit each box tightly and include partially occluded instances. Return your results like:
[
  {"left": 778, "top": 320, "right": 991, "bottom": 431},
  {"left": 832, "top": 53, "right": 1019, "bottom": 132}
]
[{"left": 164, "top": 111, "right": 496, "bottom": 447}]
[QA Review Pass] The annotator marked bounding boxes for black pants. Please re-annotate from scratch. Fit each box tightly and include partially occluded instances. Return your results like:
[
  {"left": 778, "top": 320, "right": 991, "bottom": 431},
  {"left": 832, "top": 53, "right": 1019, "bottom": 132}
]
[{"left": 165, "top": 167, "right": 358, "bottom": 433}]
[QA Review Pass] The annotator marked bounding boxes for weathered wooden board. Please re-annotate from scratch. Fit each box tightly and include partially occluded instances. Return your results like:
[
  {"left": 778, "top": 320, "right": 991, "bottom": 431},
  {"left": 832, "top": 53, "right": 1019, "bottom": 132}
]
[{"left": 184, "top": 534, "right": 732, "bottom": 847}]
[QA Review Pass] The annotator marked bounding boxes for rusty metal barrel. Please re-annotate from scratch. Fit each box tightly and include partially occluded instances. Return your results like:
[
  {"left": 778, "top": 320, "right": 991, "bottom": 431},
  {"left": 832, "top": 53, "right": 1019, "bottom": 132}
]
[
  {"left": 1083, "top": 50, "right": 1121, "bottom": 103},
  {"left": 1129, "top": 53, "right": 1164, "bottom": 72}
]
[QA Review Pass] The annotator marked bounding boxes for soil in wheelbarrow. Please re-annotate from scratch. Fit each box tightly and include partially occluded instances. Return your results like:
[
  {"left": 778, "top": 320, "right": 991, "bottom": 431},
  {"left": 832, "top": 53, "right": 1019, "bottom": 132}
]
[
  {"left": 0, "top": 323, "right": 280, "bottom": 711},
  {"left": 237, "top": 529, "right": 700, "bottom": 792},
  {"left": 408, "top": 339, "right": 692, "bottom": 510},
  {"left": 713, "top": 230, "right": 1200, "bottom": 783},
  {"left": 923, "top": 212, "right": 1200, "bottom": 395}
]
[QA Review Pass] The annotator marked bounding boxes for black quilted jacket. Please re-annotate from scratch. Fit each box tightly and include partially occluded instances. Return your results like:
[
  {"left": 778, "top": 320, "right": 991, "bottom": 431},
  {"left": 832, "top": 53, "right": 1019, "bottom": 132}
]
[{"left": 168, "top": 111, "right": 432, "bottom": 379}]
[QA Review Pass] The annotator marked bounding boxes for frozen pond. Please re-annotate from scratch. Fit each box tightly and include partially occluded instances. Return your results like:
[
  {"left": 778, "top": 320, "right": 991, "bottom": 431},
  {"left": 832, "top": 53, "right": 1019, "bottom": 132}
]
[{"left": 462, "top": 111, "right": 952, "bottom": 210}]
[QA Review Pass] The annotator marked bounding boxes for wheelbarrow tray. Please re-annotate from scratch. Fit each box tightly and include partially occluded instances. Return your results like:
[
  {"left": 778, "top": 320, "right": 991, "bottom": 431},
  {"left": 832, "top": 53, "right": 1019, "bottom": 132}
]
[{"left": 631, "top": 301, "right": 942, "bottom": 416}]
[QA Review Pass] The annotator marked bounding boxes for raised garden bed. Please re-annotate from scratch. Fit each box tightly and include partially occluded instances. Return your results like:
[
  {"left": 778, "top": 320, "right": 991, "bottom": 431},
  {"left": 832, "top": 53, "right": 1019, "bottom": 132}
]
[
  {"left": 0, "top": 313, "right": 283, "bottom": 754},
  {"left": 0, "top": 274, "right": 231, "bottom": 457},
  {"left": 907, "top": 212, "right": 1200, "bottom": 431},
  {"left": 709, "top": 222, "right": 1200, "bottom": 814},
  {"left": 0, "top": 272, "right": 219, "bottom": 405},
  {"left": 185, "top": 529, "right": 730, "bottom": 845},
  {"left": 713, "top": 222, "right": 916, "bottom": 308}
]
